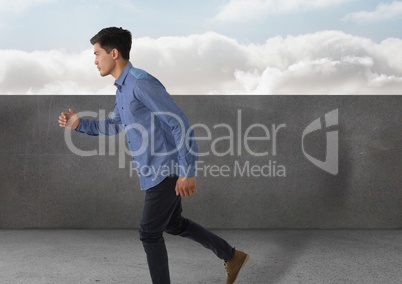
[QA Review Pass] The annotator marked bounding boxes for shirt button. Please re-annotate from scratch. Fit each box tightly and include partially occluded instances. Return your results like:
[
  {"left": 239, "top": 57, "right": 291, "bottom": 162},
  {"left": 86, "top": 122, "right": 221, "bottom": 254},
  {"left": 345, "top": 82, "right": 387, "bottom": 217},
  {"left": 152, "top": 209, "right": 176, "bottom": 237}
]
[{"left": 121, "top": 107, "right": 124, "bottom": 110}]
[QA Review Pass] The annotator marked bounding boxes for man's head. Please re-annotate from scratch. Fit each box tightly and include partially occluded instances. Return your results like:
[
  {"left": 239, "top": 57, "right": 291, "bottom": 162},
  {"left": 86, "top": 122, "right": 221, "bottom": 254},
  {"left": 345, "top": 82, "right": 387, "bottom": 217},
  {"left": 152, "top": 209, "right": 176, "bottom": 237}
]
[
  {"left": 90, "top": 27, "right": 131, "bottom": 59},
  {"left": 90, "top": 27, "right": 132, "bottom": 78}
]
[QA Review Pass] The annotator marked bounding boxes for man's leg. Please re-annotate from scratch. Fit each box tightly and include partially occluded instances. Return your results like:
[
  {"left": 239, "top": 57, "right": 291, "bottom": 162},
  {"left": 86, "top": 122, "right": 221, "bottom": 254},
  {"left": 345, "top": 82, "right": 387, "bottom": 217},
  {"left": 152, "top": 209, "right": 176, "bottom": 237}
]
[
  {"left": 140, "top": 175, "right": 246, "bottom": 284},
  {"left": 164, "top": 179, "right": 234, "bottom": 262},
  {"left": 164, "top": 176, "right": 249, "bottom": 284},
  {"left": 139, "top": 175, "right": 181, "bottom": 284}
]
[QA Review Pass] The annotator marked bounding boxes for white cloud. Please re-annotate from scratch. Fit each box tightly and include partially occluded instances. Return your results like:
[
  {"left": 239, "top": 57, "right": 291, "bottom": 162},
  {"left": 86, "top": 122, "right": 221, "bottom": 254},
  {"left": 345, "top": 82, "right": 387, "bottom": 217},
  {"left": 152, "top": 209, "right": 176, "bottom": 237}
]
[
  {"left": 1, "top": 31, "right": 402, "bottom": 95},
  {"left": 0, "top": 49, "right": 114, "bottom": 94},
  {"left": 214, "top": 0, "right": 352, "bottom": 22},
  {"left": 230, "top": 31, "right": 402, "bottom": 94},
  {"left": 0, "top": 0, "right": 56, "bottom": 12},
  {"left": 342, "top": 1, "right": 402, "bottom": 23},
  {"left": 130, "top": 33, "right": 248, "bottom": 94}
]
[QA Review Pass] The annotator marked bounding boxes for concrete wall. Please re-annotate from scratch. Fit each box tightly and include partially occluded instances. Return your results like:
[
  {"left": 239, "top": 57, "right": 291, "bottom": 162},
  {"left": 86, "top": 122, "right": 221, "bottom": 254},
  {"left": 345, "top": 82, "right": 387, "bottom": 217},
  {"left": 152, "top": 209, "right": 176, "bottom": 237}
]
[{"left": 0, "top": 95, "right": 401, "bottom": 229}]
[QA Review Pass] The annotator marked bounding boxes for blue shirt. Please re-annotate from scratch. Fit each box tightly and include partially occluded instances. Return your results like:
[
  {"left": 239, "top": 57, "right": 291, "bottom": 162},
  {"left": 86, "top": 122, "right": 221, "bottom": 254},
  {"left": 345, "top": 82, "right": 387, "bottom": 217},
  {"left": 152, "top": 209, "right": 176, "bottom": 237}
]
[{"left": 75, "top": 62, "right": 198, "bottom": 190}]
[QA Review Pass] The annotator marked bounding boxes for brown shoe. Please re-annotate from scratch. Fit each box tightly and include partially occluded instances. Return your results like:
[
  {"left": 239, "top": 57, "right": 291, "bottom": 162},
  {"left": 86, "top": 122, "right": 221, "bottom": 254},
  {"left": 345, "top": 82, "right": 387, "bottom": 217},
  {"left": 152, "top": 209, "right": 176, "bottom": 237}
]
[{"left": 224, "top": 248, "right": 249, "bottom": 284}]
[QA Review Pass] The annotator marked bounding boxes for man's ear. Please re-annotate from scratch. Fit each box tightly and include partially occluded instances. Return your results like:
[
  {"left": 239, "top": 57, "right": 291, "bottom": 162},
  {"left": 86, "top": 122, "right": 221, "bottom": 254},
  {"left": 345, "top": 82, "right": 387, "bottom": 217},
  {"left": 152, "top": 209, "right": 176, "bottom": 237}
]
[{"left": 112, "top": 48, "right": 119, "bottom": 59}]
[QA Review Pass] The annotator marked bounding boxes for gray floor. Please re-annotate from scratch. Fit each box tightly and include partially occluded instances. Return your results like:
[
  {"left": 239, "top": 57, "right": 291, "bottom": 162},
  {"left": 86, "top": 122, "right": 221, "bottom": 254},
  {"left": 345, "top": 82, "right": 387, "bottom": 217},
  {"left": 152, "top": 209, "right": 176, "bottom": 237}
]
[{"left": 0, "top": 230, "right": 401, "bottom": 284}]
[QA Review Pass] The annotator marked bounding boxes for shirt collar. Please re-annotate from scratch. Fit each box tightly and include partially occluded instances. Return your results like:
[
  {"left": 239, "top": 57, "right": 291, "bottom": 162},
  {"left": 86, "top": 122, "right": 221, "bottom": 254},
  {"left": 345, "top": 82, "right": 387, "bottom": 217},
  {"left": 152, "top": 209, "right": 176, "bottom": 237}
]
[{"left": 114, "top": 61, "right": 133, "bottom": 91}]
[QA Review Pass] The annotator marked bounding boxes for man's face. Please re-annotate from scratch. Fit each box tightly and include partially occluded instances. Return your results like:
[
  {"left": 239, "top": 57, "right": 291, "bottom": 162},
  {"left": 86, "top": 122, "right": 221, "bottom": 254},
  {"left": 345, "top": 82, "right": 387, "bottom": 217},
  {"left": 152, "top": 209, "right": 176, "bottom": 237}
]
[{"left": 93, "top": 43, "right": 115, "bottom": 77}]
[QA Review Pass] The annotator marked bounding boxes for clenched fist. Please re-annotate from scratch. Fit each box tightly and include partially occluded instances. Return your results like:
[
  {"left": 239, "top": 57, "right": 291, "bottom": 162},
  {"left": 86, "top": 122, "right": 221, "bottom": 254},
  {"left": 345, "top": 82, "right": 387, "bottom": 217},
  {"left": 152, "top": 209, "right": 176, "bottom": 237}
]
[{"left": 58, "top": 109, "right": 80, "bottom": 129}]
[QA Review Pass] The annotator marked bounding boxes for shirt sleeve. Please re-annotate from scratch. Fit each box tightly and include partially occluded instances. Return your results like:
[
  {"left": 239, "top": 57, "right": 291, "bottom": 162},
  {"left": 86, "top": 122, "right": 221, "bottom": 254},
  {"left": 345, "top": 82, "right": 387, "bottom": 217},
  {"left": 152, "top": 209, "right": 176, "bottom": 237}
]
[
  {"left": 134, "top": 76, "right": 199, "bottom": 177},
  {"left": 75, "top": 102, "right": 123, "bottom": 136}
]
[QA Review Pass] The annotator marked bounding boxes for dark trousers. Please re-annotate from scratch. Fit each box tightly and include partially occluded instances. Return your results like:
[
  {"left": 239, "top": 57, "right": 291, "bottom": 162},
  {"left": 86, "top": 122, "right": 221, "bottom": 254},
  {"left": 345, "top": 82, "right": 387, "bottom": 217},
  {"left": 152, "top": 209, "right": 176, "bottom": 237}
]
[{"left": 139, "top": 175, "right": 234, "bottom": 284}]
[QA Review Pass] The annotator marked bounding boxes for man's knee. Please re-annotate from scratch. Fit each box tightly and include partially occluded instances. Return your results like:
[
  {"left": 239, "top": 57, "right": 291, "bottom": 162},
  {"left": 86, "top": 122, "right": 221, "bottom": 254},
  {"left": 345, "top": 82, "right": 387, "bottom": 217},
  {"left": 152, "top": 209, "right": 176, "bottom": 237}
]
[
  {"left": 139, "top": 230, "right": 164, "bottom": 244},
  {"left": 165, "top": 218, "right": 189, "bottom": 236}
]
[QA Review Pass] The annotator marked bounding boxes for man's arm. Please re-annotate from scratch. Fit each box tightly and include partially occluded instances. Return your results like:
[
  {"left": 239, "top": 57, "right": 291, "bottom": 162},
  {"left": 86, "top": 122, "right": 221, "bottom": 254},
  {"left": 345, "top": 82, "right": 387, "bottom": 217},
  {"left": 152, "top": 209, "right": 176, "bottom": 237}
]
[
  {"left": 134, "top": 77, "right": 198, "bottom": 197},
  {"left": 59, "top": 103, "right": 123, "bottom": 136}
]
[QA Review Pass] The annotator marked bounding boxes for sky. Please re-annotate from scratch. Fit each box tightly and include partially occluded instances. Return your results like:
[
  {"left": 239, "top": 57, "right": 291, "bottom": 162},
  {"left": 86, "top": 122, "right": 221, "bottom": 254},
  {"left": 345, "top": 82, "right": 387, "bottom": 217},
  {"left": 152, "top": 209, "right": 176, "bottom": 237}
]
[{"left": 1, "top": 0, "right": 402, "bottom": 94}]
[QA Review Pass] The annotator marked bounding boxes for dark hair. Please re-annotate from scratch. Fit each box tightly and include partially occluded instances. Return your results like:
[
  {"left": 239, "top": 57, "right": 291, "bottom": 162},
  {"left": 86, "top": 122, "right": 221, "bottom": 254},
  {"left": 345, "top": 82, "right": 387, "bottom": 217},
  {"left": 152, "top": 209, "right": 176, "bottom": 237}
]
[{"left": 90, "top": 27, "right": 132, "bottom": 60}]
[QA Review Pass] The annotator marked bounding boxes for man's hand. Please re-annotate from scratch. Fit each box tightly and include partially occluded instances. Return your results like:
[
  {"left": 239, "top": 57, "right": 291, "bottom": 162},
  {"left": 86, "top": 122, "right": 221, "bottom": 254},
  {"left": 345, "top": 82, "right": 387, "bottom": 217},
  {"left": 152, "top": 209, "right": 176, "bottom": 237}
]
[
  {"left": 58, "top": 109, "right": 80, "bottom": 129},
  {"left": 175, "top": 176, "right": 197, "bottom": 197}
]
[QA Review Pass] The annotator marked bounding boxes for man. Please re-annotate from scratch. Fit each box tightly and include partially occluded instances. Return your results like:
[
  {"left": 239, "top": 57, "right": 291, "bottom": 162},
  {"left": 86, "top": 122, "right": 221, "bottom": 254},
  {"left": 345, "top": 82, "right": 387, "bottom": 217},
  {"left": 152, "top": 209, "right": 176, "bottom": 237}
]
[{"left": 58, "top": 27, "right": 248, "bottom": 284}]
